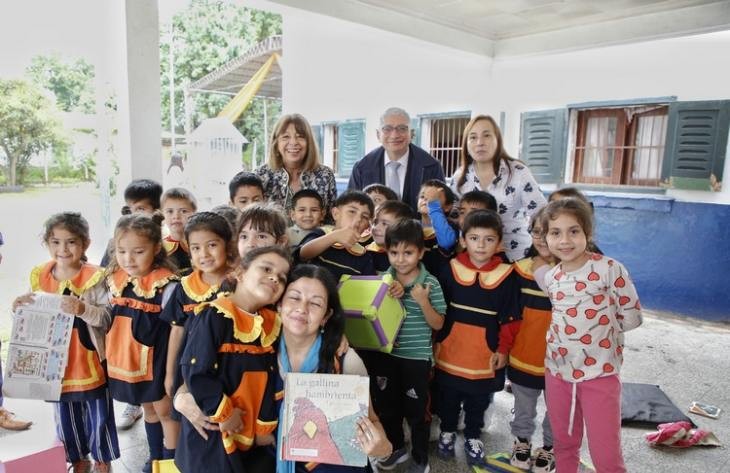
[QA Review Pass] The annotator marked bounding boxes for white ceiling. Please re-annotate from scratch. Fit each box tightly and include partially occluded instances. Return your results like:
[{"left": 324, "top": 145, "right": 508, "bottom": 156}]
[{"left": 267, "top": 0, "right": 730, "bottom": 56}]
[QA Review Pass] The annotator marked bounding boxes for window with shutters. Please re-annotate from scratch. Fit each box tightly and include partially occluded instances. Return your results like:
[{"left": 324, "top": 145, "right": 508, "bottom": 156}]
[
  {"left": 521, "top": 99, "right": 729, "bottom": 192},
  {"left": 313, "top": 120, "right": 365, "bottom": 177},
  {"left": 419, "top": 114, "right": 471, "bottom": 178},
  {"left": 321, "top": 124, "right": 339, "bottom": 172},
  {"left": 573, "top": 106, "right": 669, "bottom": 187}
]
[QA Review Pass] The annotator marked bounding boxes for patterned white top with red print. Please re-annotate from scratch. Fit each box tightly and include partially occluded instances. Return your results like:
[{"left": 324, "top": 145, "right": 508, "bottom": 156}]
[{"left": 543, "top": 253, "right": 642, "bottom": 382}]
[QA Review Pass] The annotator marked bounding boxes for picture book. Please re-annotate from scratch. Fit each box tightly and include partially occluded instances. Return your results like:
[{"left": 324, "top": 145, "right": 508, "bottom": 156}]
[{"left": 281, "top": 373, "right": 370, "bottom": 467}]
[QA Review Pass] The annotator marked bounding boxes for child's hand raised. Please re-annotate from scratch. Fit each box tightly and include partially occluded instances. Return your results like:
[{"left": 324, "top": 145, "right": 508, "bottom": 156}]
[
  {"left": 422, "top": 186, "right": 443, "bottom": 203},
  {"left": 388, "top": 280, "right": 404, "bottom": 299},
  {"left": 219, "top": 407, "right": 245, "bottom": 435},
  {"left": 333, "top": 227, "right": 360, "bottom": 248},
  {"left": 12, "top": 293, "right": 35, "bottom": 312},
  {"left": 411, "top": 283, "right": 431, "bottom": 306},
  {"left": 60, "top": 295, "right": 85, "bottom": 316}
]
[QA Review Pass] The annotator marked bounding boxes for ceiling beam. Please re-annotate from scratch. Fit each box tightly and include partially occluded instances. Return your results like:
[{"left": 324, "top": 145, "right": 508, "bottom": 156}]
[
  {"left": 267, "top": 0, "right": 494, "bottom": 56},
  {"left": 495, "top": 1, "right": 730, "bottom": 58}
]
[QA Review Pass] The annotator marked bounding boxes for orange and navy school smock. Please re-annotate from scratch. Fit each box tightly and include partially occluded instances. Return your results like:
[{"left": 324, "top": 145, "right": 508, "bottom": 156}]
[
  {"left": 105, "top": 268, "right": 178, "bottom": 404},
  {"left": 507, "top": 257, "right": 553, "bottom": 390},
  {"left": 160, "top": 269, "right": 223, "bottom": 398},
  {"left": 297, "top": 228, "right": 375, "bottom": 282},
  {"left": 177, "top": 295, "right": 280, "bottom": 473},
  {"left": 160, "top": 269, "right": 221, "bottom": 328},
  {"left": 365, "top": 241, "right": 390, "bottom": 273},
  {"left": 163, "top": 235, "right": 191, "bottom": 275},
  {"left": 434, "top": 252, "right": 521, "bottom": 394},
  {"left": 30, "top": 262, "right": 108, "bottom": 402}
]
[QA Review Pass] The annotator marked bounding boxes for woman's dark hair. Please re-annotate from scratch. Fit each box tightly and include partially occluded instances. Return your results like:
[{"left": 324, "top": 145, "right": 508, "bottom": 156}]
[
  {"left": 184, "top": 211, "right": 237, "bottom": 265},
  {"left": 43, "top": 212, "right": 91, "bottom": 262},
  {"left": 220, "top": 245, "right": 292, "bottom": 293},
  {"left": 107, "top": 214, "right": 177, "bottom": 274},
  {"left": 286, "top": 264, "right": 345, "bottom": 375}
]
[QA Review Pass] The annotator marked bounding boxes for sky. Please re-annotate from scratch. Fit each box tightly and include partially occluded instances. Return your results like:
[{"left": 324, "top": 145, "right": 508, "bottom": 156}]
[{"left": 0, "top": 0, "right": 190, "bottom": 80}]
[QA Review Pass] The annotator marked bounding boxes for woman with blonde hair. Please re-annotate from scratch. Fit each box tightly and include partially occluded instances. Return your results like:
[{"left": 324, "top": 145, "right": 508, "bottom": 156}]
[{"left": 256, "top": 114, "right": 337, "bottom": 218}]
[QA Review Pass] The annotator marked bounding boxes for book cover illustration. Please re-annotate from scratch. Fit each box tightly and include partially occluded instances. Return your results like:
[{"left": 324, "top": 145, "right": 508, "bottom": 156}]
[{"left": 281, "top": 373, "right": 370, "bottom": 467}]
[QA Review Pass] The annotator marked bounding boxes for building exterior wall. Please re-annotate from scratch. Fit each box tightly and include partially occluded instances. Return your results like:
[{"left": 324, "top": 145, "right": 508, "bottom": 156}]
[
  {"left": 281, "top": 10, "right": 492, "bottom": 152},
  {"left": 273, "top": 6, "right": 730, "bottom": 320}
]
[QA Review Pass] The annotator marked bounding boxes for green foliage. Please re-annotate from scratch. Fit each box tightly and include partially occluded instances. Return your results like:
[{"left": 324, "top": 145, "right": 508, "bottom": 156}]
[
  {"left": 26, "top": 54, "right": 95, "bottom": 113},
  {"left": 0, "top": 79, "right": 68, "bottom": 186},
  {"left": 160, "top": 0, "right": 282, "bottom": 159}
]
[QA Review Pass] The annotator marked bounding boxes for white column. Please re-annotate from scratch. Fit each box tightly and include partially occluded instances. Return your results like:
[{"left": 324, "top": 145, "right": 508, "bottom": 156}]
[{"left": 122, "top": 0, "right": 162, "bottom": 182}]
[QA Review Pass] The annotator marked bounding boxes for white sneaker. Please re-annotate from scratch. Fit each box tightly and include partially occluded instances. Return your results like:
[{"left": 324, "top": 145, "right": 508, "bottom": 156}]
[
  {"left": 510, "top": 437, "right": 532, "bottom": 470},
  {"left": 116, "top": 404, "right": 142, "bottom": 430},
  {"left": 533, "top": 447, "right": 556, "bottom": 473}
]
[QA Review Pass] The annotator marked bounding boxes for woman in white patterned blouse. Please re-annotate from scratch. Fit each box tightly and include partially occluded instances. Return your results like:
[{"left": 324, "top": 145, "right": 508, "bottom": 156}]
[{"left": 451, "top": 115, "right": 547, "bottom": 261}]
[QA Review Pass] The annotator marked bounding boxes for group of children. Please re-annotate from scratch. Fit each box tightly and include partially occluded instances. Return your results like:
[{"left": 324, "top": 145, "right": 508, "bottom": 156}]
[{"left": 10, "top": 170, "right": 642, "bottom": 473}]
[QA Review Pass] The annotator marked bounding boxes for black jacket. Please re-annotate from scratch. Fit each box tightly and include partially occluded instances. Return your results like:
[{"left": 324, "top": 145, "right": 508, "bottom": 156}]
[{"left": 348, "top": 143, "right": 445, "bottom": 212}]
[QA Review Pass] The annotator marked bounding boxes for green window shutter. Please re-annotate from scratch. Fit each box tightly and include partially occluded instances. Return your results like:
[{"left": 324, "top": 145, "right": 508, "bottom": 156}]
[
  {"left": 410, "top": 117, "right": 421, "bottom": 147},
  {"left": 662, "top": 100, "right": 730, "bottom": 191},
  {"left": 337, "top": 119, "right": 366, "bottom": 177},
  {"left": 520, "top": 109, "right": 568, "bottom": 184},
  {"left": 311, "top": 124, "right": 324, "bottom": 158}
]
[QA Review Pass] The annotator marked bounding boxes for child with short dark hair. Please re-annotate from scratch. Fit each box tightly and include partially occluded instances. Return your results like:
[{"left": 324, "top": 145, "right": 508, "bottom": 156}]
[
  {"left": 364, "top": 183, "right": 398, "bottom": 208},
  {"left": 434, "top": 209, "right": 521, "bottom": 468},
  {"left": 228, "top": 171, "right": 265, "bottom": 210},
  {"left": 236, "top": 204, "right": 289, "bottom": 258},
  {"left": 455, "top": 190, "right": 497, "bottom": 227},
  {"left": 367, "top": 200, "right": 414, "bottom": 272},
  {"left": 373, "top": 219, "right": 446, "bottom": 473},
  {"left": 102, "top": 179, "right": 164, "bottom": 269},
  {"left": 287, "top": 189, "right": 325, "bottom": 247},
  {"left": 124, "top": 179, "right": 163, "bottom": 214},
  {"left": 298, "top": 190, "right": 375, "bottom": 282},
  {"left": 161, "top": 188, "right": 197, "bottom": 273},
  {"left": 417, "top": 179, "right": 460, "bottom": 274}
]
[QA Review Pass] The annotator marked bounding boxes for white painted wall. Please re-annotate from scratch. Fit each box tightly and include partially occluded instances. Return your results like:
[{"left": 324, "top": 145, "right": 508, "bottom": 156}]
[
  {"left": 491, "top": 30, "right": 730, "bottom": 204},
  {"left": 270, "top": 1, "right": 730, "bottom": 204},
  {"left": 279, "top": 8, "right": 492, "bottom": 152}
]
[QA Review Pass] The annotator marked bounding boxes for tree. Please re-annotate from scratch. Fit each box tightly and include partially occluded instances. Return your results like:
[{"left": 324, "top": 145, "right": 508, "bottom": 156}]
[
  {"left": 160, "top": 0, "right": 282, "bottom": 154},
  {"left": 26, "top": 54, "right": 95, "bottom": 113},
  {"left": 0, "top": 79, "right": 67, "bottom": 186}
]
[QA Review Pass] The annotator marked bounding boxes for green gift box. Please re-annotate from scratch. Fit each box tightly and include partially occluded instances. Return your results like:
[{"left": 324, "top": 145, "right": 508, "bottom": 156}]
[{"left": 338, "top": 273, "right": 406, "bottom": 353}]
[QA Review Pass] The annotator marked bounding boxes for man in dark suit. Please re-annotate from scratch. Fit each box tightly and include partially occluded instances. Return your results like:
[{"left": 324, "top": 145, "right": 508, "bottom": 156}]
[{"left": 348, "top": 107, "right": 445, "bottom": 212}]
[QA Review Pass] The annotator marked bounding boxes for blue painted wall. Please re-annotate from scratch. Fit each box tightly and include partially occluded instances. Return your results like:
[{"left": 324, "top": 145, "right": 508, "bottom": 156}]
[
  {"left": 339, "top": 177, "right": 730, "bottom": 321},
  {"left": 591, "top": 196, "right": 730, "bottom": 322}
]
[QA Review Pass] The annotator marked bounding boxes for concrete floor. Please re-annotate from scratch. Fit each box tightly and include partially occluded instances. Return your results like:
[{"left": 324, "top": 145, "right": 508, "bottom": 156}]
[{"left": 1, "top": 311, "right": 728, "bottom": 472}]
